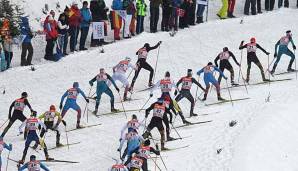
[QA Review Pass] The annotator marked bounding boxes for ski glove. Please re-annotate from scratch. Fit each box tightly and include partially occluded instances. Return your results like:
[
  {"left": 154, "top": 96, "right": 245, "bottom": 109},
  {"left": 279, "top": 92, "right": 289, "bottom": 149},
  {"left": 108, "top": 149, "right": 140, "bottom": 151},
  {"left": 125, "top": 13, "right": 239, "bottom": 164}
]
[
  {"left": 293, "top": 45, "right": 296, "bottom": 50},
  {"left": 116, "top": 87, "right": 120, "bottom": 92},
  {"left": 89, "top": 81, "right": 93, "bottom": 86},
  {"left": 274, "top": 53, "right": 277, "bottom": 58},
  {"left": 150, "top": 93, "right": 153, "bottom": 97},
  {"left": 174, "top": 90, "right": 178, "bottom": 96},
  {"left": 85, "top": 98, "right": 89, "bottom": 103},
  {"left": 240, "top": 41, "right": 244, "bottom": 45},
  {"left": 62, "top": 120, "right": 67, "bottom": 126},
  {"left": 59, "top": 103, "right": 63, "bottom": 110},
  {"left": 156, "top": 151, "right": 160, "bottom": 155},
  {"left": 117, "top": 148, "right": 121, "bottom": 152}
]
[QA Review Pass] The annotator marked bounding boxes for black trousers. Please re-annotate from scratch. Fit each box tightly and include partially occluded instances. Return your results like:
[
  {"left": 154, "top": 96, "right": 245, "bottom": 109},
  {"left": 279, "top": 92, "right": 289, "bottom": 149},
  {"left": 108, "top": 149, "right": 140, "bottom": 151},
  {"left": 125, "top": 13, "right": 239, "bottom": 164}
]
[
  {"left": 244, "top": 0, "right": 257, "bottom": 15},
  {"left": 44, "top": 39, "right": 55, "bottom": 61},
  {"left": 1, "top": 110, "right": 27, "bottom": 137},
  {"left": 131, "top": 59, "right": 154, "bottom": 87},
  {"left": 188, "top": 2, "right": 196, "bottom": 25},
  {"left": 218, "top": 60, "right": 234, "bottom": 84},
  {"left": 265, "top": 0, "right": 275, "bottom": 10},
  {"left": 4, "top": 51, "right": 13, "bottom": 68},
  {"left": 21, "top": 42, "right": 33, "bottom": 66},
  {"left": 150, "top": 6, "right": 160, "bottom": 32},
  {"left": 161, "top": 6, "right": 171, "bottom": 30},
  {"left": 175, "top": 89, "right": 195, "bottom": 115},
  {"left": 278, "top": 0, "right": 289, "bottom": 7}
]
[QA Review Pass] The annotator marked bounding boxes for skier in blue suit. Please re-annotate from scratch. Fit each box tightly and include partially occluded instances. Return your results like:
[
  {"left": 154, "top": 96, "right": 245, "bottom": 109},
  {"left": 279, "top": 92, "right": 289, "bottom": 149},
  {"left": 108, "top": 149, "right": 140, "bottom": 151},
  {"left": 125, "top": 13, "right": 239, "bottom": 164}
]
[{"left": 197, "top": 62, "right": 227, "bottom": 101}]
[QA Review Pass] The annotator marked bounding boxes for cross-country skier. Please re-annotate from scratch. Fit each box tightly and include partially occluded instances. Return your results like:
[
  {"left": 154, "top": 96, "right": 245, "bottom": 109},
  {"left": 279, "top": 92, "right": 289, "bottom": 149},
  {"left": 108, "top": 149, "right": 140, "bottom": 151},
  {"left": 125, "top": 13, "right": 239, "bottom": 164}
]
[
  {"left": 165, "top": 95, "right": 191, "bottom": 125},
  {"left": 18, "top": 155, "right": 50, "bottom": 171},
  {"left": 1, "top": 92, "right": 34, "bottom": 138},
  {"left": 175, "top": 69, "right": 206, "bottom": 117},
  {"left": 118, "top": 129, "right": 144, "bottom": 165},
  {"left": 0, "top": 136, "right": 12, "bottom": 169},
  {"left": 135, "top": 139, "right": 160, "bottom": 171},
  {"left": 270, "top": 30, "right": 296, "bottom": 74},
  {"left": 19, "top": 111, "right": 53, "bottom": 164},
  {"left": 32, "top": 105, "right": 66, "bottom": 149},
  {"left": 127, "top": 155, "right": 143, "bottom": 171},
  {"left": 197, "top": 62, "right": 227, "bottom": 101},
  {"left": 143, "top": 98, "right": 172, "bottom": 150},
  {"left": 89, "top": 68, "right": 120, "bottom": 114},
  {"left": 109, "top": 163, "right": 129, "bottom": 171},
  {"left": 130, "top": 41, "right": 162, "bottom": 91},
  {"left": 160, "top": 96, "right": 174, "bottom": 141},
  {"left": 239, "top": 38, "right": 270, "bottom": 83},
  {"left": 59, "top": 82, "right": 89, "bottom": 128},
  {"left": 120, "top": 114, "right": 144, "bottom": 140},
  {"left": 214, "top": 47, "right": 240, "bottom": 85},
  {"left": 112, "top": 57, "right": 138, "bottom": 100}
]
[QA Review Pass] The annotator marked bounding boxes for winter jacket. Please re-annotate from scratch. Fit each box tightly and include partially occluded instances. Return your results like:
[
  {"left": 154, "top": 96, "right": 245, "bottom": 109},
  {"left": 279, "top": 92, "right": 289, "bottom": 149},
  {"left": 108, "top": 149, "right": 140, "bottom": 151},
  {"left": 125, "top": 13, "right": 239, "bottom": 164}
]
[
  {"left": 69, "top": 5, "right": 82, "bottom": 27},
  {"left": 124, "top": 0, "right": 136, "bottom": 15},
  {"left": 20, "top": 17, "right": 33, "bottom": 43},
  {"left": 150, "top": 0, "right": 162, "bottom": 8},
  {"left": 90, "top": 0, "right": 109, "bottom": 21},
  {"left": 44, "top": 16, "right": 58, "bottom": 40},
  {"left": 0, "top": 51, "right": 7, "bottom": 71},
  {"left": 80, "top": 7, "right": 92, "bottom": 28},
  {"left": 172, "top": 0, "right": 182, "bottom": 7},
  {"left": 58, "top": 13, "right": 69, "bottom": 35},
  {"left": 112, "top": 0, "right": 123, "bottom": 10},
  {"left": 136, "top": 0, "right": 147, "bottom": 16}
]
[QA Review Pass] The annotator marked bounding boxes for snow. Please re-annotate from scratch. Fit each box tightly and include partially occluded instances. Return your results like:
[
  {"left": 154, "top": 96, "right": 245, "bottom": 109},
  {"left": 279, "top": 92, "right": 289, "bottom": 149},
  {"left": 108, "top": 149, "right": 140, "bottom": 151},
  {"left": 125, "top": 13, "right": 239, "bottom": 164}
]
[{"left": 1, "top": 1, "right": 298, "bottom": 171}]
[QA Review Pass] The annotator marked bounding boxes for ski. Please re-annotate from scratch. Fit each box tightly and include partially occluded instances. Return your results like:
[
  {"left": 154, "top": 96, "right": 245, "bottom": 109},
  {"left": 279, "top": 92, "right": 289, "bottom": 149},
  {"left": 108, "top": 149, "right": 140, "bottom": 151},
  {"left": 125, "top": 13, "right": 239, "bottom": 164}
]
[
  {"left": 274, "top": 70, "right": 298, "bottom": 76},
  {"left": 95, "top": 109, "right": 145, "bottom": 117},
  {"left": 115, "top": 98, "right": 142, "bottom": 103},
  {"left": 162, "top": 145, "right": 189, "bottom": 151},
  {"left": 249, "top": 78, "right": 292, "bottom": 85},
  {"left": 186, "top": 111, "right": 220, "bottom": 118},
  {"left": 136, "top": 86, "right": 154, "bottom": 93},
  {"left": 151, "top": 135, "right": 192, "bottom": 142},
  {"left": 205, "top": 97, "right": 250, "bottom": 106},
  {"left": 66, "top": 123, "right": 102, "bottom": 132},
  {"left": 48, "top": 142, "right": 81, "bottom": 150},
  {"left": 175, "top": 120, "right": 212, "bottom": 128},
  {"left": 39, "top": 159, "right": 79, "bottom": 163}
]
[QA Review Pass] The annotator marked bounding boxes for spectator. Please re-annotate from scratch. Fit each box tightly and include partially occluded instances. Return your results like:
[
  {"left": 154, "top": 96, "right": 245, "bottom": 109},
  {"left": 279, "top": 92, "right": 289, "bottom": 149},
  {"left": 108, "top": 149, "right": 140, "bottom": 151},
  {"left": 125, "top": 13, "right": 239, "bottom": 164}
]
[
  {"left": 44, "top": 15, "right": 58, "bottom": 61},
  {"left": 122, "top": 0, "right": 133, "bottom": 39},
  {"left": 161, "top": 0, "right": 172, "bottom": 31},
  {"left": 179, "top": 0, "right": 191, "bottom": 28},
  {"left": 68, "top": 1, "right": 82, "bottom": 52},
  {"left": 217, "top": 0, "right": 228, "bottom": 19},
  {"left": 20, "top": 17, "right": 34, "bottom": 66},
  {"left": 0, "top": 45, "right": 7, "bottom": 71},
  {"left": 3, "top": 36, "right": 13, "bottom": 68},
  {"left": 124, "top": 0, "right": 136, "bottom": 37},
  {"left": 149, "top": 0, "right": 162, "bottom": 33},
  {"left": 136, "top": 0, "right": 147, "bottom": 34},
  {"left": 228, "top": 0, "right": 236, "bottom": 17},
  {"left": 244, "top": 0, "right": 257, "bottom": 15},
  {"left": 257, "top": 0, "right": 262, "bottom": 13},
  {"left": 278, "top": 0, "right": 289, "bottom": 8},
  {"left": 80, "top": 1, "right": 92, "bottom": 50},
  {"left": 196, "top": 0, "right": 207, "bottom": 24},
  {"left": 58, "top": 9, "right": 70, "bottom": 56},
  {"left": 90, "top": 0, "right": 109, "bottom": 47},
  {"left": 111, "top": 0, "right": 123, "bottom": 40},
  {"left": 169, "top": 0, "right": 181, "bottom": 32},
  {"left": 265, "top": 0, "right": 275, "bottom": 11},
  {"left": 57, "top": 13, "right": 69, "bottom": 57},
  {"left": 188, "top": 0, "right": 196, "bottom": 25}
]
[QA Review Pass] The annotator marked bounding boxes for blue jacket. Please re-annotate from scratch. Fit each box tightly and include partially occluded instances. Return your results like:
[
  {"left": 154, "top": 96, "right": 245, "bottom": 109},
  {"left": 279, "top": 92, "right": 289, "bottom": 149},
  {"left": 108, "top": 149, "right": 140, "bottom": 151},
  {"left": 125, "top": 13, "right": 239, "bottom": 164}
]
[
  {"left": 0, "top": 51, "right": 7, "bottom": 71},
  {"left": 20, "top": 17, "right": 32, "bottom": 43},
  {"left": 19, "top": 161, "right": 49, "bottom": 171},
  {"left": 112, "top": 0, "right": 123, "bottom": 10},
  {"left": 197, "top": 65, "right": 225, "bottom": 83},
  {"left": 80, "top": 8, "right": 92, "bottom": 28},
  {"left": 60, "top": 87, "right": 87, "bottom": 105}
]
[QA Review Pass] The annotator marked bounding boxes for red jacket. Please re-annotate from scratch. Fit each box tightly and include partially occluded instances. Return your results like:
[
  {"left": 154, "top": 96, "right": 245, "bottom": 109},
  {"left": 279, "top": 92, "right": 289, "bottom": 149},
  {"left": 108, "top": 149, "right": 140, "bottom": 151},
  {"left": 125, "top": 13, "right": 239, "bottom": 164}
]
[
  {"left": 44, "top": 16, "right": 58, "bottom": 40},
  {"left": 68, "top": 5, "right": 82, "bottom": 27}
]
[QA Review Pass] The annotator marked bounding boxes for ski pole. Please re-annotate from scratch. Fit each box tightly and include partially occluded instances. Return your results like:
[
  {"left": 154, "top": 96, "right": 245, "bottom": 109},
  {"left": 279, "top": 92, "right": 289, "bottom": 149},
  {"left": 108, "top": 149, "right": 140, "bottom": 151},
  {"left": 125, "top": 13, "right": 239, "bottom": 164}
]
[
  {"left": 148, "top": 154, "right": 162, "bottom": 171},
  {"left": 126, "top": 69, "right": 133, "bottom": 79},
  {"left": 139, "top": 97, "right": 151, "bottom": 112},
  {"left": 0, "top": 119, "right": 9, "bottom": 129},
  {"left": 5, "top": 150, "right": 11, "bottom": 171},
  {"left": 239, "top": 66, "right": 248, "bottom": 94},
  {"left": 295, "top": 50, "right": 297, "bottom": 80},
  {"left": 152, "top": 44, "right": 161, "bottom": 83},
  {"left": 206, "top": 0, "right": 209, "bottom": 22},
  {"left": 118, "top": 92, "right": 127, "bottom": 119},
  {"left": 156, "top": 144, "right": 168, "bottom": 171},
  {"left": 238, "top": 49, "right": 243, "bottom": 83},
  {"left": 65, "top": 126, "right": 70, "bottom": 150},
  {"left": 83, "top": 86, "right": 93, "bottom": 121},
  {"left": 225, "top": 79, "right": 233, "bottom": 106},
  {"left": 170, "top": 123, "right": 182, "bottom": 139},
  {"left": 265, "top": 58, "right": 275, "bottom": 75}
]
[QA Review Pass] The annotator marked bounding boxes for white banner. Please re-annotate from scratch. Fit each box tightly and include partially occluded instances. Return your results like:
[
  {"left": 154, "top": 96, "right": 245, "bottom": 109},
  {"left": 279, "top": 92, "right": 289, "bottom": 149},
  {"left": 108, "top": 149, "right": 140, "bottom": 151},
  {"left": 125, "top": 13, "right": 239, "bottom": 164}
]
[
  {"left": 197, "top": 0, "right": 208, "bottom": 5},
  {"left": 115, "top": 10, "right": 127, "bottom": 21},
  {"left": 92, "top": 22, "right": 105, "bottom": 39}
]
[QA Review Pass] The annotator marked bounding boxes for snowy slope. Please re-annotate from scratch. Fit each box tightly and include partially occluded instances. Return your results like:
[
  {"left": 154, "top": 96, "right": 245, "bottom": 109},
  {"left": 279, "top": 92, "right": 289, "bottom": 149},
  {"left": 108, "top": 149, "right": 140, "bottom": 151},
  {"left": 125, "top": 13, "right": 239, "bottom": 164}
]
[{"left": 1, "top": 8, "right": 298, "bottom": 171}]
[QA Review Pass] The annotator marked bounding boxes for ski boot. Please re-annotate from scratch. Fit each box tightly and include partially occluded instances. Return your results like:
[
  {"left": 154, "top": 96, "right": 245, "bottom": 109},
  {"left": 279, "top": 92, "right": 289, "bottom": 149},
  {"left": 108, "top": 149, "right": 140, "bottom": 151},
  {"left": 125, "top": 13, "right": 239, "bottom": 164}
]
[
  {"left": 76, "top": 123, "right": 83, "bottom": 129},
  {"left": 202, "top": 94, "right": 207, "bottom": 101},
  {"left": 190, "top": 112, "right": 198, "bottom": 117},
  {"left": 56, "top": 142, "right": 63, "bottom": 147},
  {"left": 167, "top": 135, "right": 175, "bottom": 141},
  {"left": 111, "top": 108, "right": 120, "bottom": 113},
  {"left": 92, "top": 109, "right": 98, "bottom": 115},
  {"left": 148, "top": 81, "right": 153, "bottom": 87},
  {"left": 218, "top": 96, "right": 226, "bottom": 101},
  {"left": 263, "top": 78, "right": 270, "bottom": 82},
  {"left": 161, "top": 143, "right": 169, "bottom": 151},
  {"left": 142, "top": 131, "right": 152, "bottom": 139},
  {"left": 46, "top": 155, "right": 54, "bottom": 161},
  {"left": 287, "top": 68, "right": 295, "bottom": 72},
  {"left": 32, "top": 143, "right": 38, "bottom": 150},
  {"left": 183, "top": 119, "right": 191, "bottom": 125}
]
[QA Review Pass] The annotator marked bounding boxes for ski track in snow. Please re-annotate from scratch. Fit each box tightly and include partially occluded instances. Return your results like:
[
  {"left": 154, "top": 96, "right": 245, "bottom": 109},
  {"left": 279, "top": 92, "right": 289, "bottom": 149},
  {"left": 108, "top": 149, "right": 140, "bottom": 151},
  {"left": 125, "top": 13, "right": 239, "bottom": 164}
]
[{"left": 1, "top": 5, "right": 298, "bottom": 171}]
